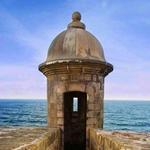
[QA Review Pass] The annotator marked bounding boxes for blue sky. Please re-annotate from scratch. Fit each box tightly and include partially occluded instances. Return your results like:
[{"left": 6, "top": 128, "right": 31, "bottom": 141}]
[{"left": 0, "top": 0, "right": 150, "bottom": 100}]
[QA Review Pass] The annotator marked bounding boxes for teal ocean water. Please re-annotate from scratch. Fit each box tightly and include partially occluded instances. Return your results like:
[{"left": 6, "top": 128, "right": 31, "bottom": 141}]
[{"left": 0, "top": 99, "right": 150, "bottom": 132}]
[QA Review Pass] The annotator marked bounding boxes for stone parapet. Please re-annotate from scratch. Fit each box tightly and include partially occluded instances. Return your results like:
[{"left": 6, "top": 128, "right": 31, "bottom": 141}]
[
  {"left": 0, "top": 127, "right": 61, "bottom": 150},
  {"left": 88, "top": 128, "right": 150, "bottom": 150}
]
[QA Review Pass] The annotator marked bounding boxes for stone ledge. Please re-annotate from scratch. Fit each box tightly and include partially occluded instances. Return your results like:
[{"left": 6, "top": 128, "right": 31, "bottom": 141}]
[
  {"left": 0, "top": 127, "right": 61, "bottom": 150},
  {"left": 88, "top": 128, "right": 150, "bottom": 150}
]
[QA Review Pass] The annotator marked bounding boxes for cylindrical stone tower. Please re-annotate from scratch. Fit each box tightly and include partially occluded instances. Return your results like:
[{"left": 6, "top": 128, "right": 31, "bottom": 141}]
[{"left": 39, "top": 12, "right": 113, "bottom": 150}]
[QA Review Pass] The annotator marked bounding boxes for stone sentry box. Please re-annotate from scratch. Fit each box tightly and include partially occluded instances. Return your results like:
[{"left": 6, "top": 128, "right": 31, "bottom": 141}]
[{"left": 39, "top": 12, "right": 113, "bottom": 150}]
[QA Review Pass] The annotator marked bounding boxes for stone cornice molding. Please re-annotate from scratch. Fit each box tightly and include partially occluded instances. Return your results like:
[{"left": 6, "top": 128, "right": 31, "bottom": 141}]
[{"left": 39, "top": 59, "right": 113, "bottom": 77}]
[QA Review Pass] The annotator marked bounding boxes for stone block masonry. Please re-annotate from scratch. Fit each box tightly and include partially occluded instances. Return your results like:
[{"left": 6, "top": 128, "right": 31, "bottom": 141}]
[
  {"left": 88, "top": 128, "right": 150, "bottom": 150},
  {"left": 39, "top": 12, "right": 113, "bottom": 149},
  {"left": 0, "top": 127, "right": 150, "bottom": 150},
  {"left": 0, "top": 127, "right": 61, "bottom": 150}
]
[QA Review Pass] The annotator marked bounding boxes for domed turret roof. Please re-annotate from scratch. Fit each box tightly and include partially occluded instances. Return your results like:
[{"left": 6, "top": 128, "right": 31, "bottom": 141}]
[
  {"left": 46, "top": 12, "right": 106, "bottom": 63},
  {"left": 39, "top": 12, "right": 113, "bottom": 76}
]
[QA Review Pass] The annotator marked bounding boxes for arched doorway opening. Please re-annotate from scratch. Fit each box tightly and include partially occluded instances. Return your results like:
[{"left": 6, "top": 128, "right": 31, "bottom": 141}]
[{"left": 64, "top": 91, "right": 87, "bottom": 150}]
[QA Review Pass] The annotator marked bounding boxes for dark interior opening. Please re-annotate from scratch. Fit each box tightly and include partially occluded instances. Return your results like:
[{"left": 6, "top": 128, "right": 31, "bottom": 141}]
[{"left": 64, "top": 91, "right": 87, "bottom": 150}]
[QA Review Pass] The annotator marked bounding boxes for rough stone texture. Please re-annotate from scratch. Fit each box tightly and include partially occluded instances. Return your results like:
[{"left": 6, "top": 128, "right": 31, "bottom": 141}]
[
  {"left": 1, "top": 127, "right": 150, "bottom": 150},
  {"left": 88, "top": 128, "right": 150, "bottom": 150},
  {"left": 45, "top": 11, "right": 107, "bottom": 63},
  {"left": 46, "top": 71, "right": 104, "bottom": 130},
  {"left": 40, "top": 61, "right": 108, "bottom": 149},
  {"left": 39, "top": 12, "right": 113, "bottom": 148},
  {"left": 0, "top": 127, "right": 61, "bottom": 150}
]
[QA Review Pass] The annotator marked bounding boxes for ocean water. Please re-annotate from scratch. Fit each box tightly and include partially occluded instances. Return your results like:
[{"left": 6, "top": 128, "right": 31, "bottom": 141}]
[{"left": 0, "top": 99, "right": 150, "bottom": 132}]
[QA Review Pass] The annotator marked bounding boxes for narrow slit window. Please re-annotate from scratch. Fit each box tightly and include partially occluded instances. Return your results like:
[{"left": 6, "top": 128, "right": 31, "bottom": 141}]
[{"left": 73, "top": 97, "right": 78, "bottom": 112}]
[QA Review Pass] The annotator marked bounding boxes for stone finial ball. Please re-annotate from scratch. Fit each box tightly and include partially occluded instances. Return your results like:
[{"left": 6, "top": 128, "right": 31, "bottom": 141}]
[{"left": 72, "top": 11, "right": 81, "bottom": 21}]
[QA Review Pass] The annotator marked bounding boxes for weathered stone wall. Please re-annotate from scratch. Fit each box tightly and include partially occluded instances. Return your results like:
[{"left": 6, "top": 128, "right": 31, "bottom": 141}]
[
  {"left": 88, "top": 128, "right": 150, "bottom": 150},
  {"left": 47, "top": 73, "right": 104, "bottom": 130},
  {"left": 14, "top": 128, "right": 61, "bottom": 150},
  {"left": 0, "top": 127, "right": 61, "bottom": 150},
  {"left": 47, "top": 70, "right": 104, "bottom": 148},
  {"left": 42, "top": 62, "right": 108, "bottom": 148},
  {"left": 1, "top": 127, "right": 150, "bottom": 150}
]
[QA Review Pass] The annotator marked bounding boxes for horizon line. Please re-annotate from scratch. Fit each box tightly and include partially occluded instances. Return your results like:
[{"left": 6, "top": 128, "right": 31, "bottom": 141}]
[{"left": 0, "top": 98, "right": 150, "bottom": 101}]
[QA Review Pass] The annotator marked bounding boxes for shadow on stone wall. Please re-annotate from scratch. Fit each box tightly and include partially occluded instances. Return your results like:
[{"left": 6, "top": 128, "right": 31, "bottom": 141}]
[{"left": 88, "top": 128, "right": 150, "bottom": 150}]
